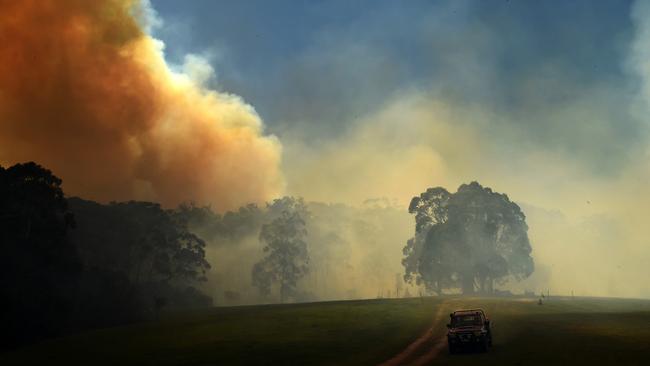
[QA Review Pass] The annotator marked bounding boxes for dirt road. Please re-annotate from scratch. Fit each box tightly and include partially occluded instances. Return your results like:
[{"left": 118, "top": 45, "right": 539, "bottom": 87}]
[{"left": 378, "top": 302, "right": 449, "bottom": 366}]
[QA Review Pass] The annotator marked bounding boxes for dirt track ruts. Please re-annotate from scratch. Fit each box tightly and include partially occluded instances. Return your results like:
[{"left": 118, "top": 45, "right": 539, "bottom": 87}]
[{"left": 378, "top": 303, "right": 448, "bottom": 366}]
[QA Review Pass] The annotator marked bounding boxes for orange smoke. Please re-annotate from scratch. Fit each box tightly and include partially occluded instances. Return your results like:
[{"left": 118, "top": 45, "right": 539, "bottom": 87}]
[{"left": 0, "top": 0, "right": 283, "bottom": 210}]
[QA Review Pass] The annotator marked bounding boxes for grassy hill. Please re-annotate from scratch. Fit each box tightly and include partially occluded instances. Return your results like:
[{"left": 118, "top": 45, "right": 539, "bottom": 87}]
[{"left": 2, "top": 296, "right": 650, "bottom": 365}]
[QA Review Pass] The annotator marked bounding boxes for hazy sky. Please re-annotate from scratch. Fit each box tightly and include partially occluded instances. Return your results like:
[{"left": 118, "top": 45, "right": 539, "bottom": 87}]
[
  {"left": 148, "top": 0, "right": 650, "bottom": 208},
  {"left": 148, "top": 0, "right": 650, "bottom": 298},
  {"left": 1, "top": 0, "right": 649, "bottom": 298},
  {"left": 151, "top": 0, "right": 639, "bottom": 170}
]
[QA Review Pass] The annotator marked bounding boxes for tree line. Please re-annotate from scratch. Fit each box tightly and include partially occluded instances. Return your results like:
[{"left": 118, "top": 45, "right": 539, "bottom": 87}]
[
  {"left": 0, "top": 162, "right": 213, "bottom": 349},
  {"left": 1, "top": 162, "right": 535, "bottom": 349},
  {"left": 0, "top": 162, "right": 315, "bottom": 349}
]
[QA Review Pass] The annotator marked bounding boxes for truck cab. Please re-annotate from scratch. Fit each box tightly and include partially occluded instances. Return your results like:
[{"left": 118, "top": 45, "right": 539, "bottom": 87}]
[{"left": 446, "top": 309, "right": 492, "bottom": 353}]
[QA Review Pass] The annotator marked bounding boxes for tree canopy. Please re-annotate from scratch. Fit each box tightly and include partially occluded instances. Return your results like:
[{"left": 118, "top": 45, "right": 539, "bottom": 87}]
[
  {"left": 0, "top": 162, "right": 80, "bottom": 347},
  {"left": 252, "top": 197, "right": 309, "bottom": 303},
  {"left": 0, "top": 162, "right": 213, "bottom": 349},
  {"left": 403, "top": 182, "right": 534, "bottom": 294},
  {"left": 71, "top": 199, "right": 211, "bottom": 285}
]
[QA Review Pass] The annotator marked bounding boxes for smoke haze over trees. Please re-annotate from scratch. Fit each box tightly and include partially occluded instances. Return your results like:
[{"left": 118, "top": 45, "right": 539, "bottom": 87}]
[
  {"left": 403, "top": 182, "right": 534, "bottom": 295},
  {"left": 179, "top": 197, "right": 412, "bottom": 305},
  {"left": 5, "top": 0, "right": 650, "bottom": 358},
  {"left": 1, "top": 0, "right": 649, "bottom": 306},
  {"left": 252, "top": 197, "right": 309, "bottom": 303},
  {"left": 0, "top": 161, "right": 418, "bottom": 348}
]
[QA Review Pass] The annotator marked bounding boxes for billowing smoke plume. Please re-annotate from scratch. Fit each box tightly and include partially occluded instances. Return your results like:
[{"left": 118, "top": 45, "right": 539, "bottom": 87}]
[{"left": 0, "top": 0, "right": 283, "bottom": 210}]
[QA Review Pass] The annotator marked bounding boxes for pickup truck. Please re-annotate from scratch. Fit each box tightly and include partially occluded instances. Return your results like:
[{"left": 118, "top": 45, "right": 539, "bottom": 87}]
[{"left": 446, "top": 308, "right": 492, "bottom": 354}]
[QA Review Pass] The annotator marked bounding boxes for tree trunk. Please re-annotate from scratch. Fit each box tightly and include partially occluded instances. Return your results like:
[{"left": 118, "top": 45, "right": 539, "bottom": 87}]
[
  {"left": 477, "top": 276, "right": 486, "bottom": 294},
  {"left": 280, "top": 282, "right": 285, "bottom": 304},
  {"left": 280, "top": 267, "right": 287, "bottom": 303},
  {"left": 461, "top": 275, "right": 474, "bottom": 295}
]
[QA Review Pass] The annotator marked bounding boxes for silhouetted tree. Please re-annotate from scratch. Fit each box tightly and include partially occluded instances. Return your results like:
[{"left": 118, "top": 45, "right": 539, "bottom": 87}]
[
  {"left": 252, "top": 197, "right": 309, "bottom": 303},
  {"left": 0, "top": 162, "right": 80, "bottom": 348},
  {"left": 0, "top": 162, "right": 214, "bottom": 348},
  {"left": 402, "top": 187, "right": 452, "bottom": 294},
  {"left": 403, "top": 182, "right": 534, "bottom": 295},
  {"left": 70, "top": 199, "right": 211, "bottom": 285}
]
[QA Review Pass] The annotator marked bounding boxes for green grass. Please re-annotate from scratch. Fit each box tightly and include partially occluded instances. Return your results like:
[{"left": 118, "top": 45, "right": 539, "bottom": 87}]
[
  {"left": 0, "top": 298, "right": 442, "bottom": 366},
  {"left": 433, "top": 297, "right": 650, "bottom": 366},
  {"left": 3, "top": 296, "right": 650, "bottom": 365}
]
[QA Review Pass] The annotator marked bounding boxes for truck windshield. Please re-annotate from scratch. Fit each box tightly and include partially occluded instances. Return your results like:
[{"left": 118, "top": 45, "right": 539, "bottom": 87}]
[{"left": 451, "top": 315, "right": 482, "bottom": 327}]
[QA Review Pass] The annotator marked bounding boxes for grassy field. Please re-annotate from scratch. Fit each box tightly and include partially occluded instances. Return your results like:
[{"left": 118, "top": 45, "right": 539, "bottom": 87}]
[
  {"left": 433, "top": 296, "right": 650, "bottom": 366},
  {"left": 0, "top": 298, "right": 443, "bottom": 366},
  {"left": 2, "top": 296, "right": 650, "bottom": 365}
]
